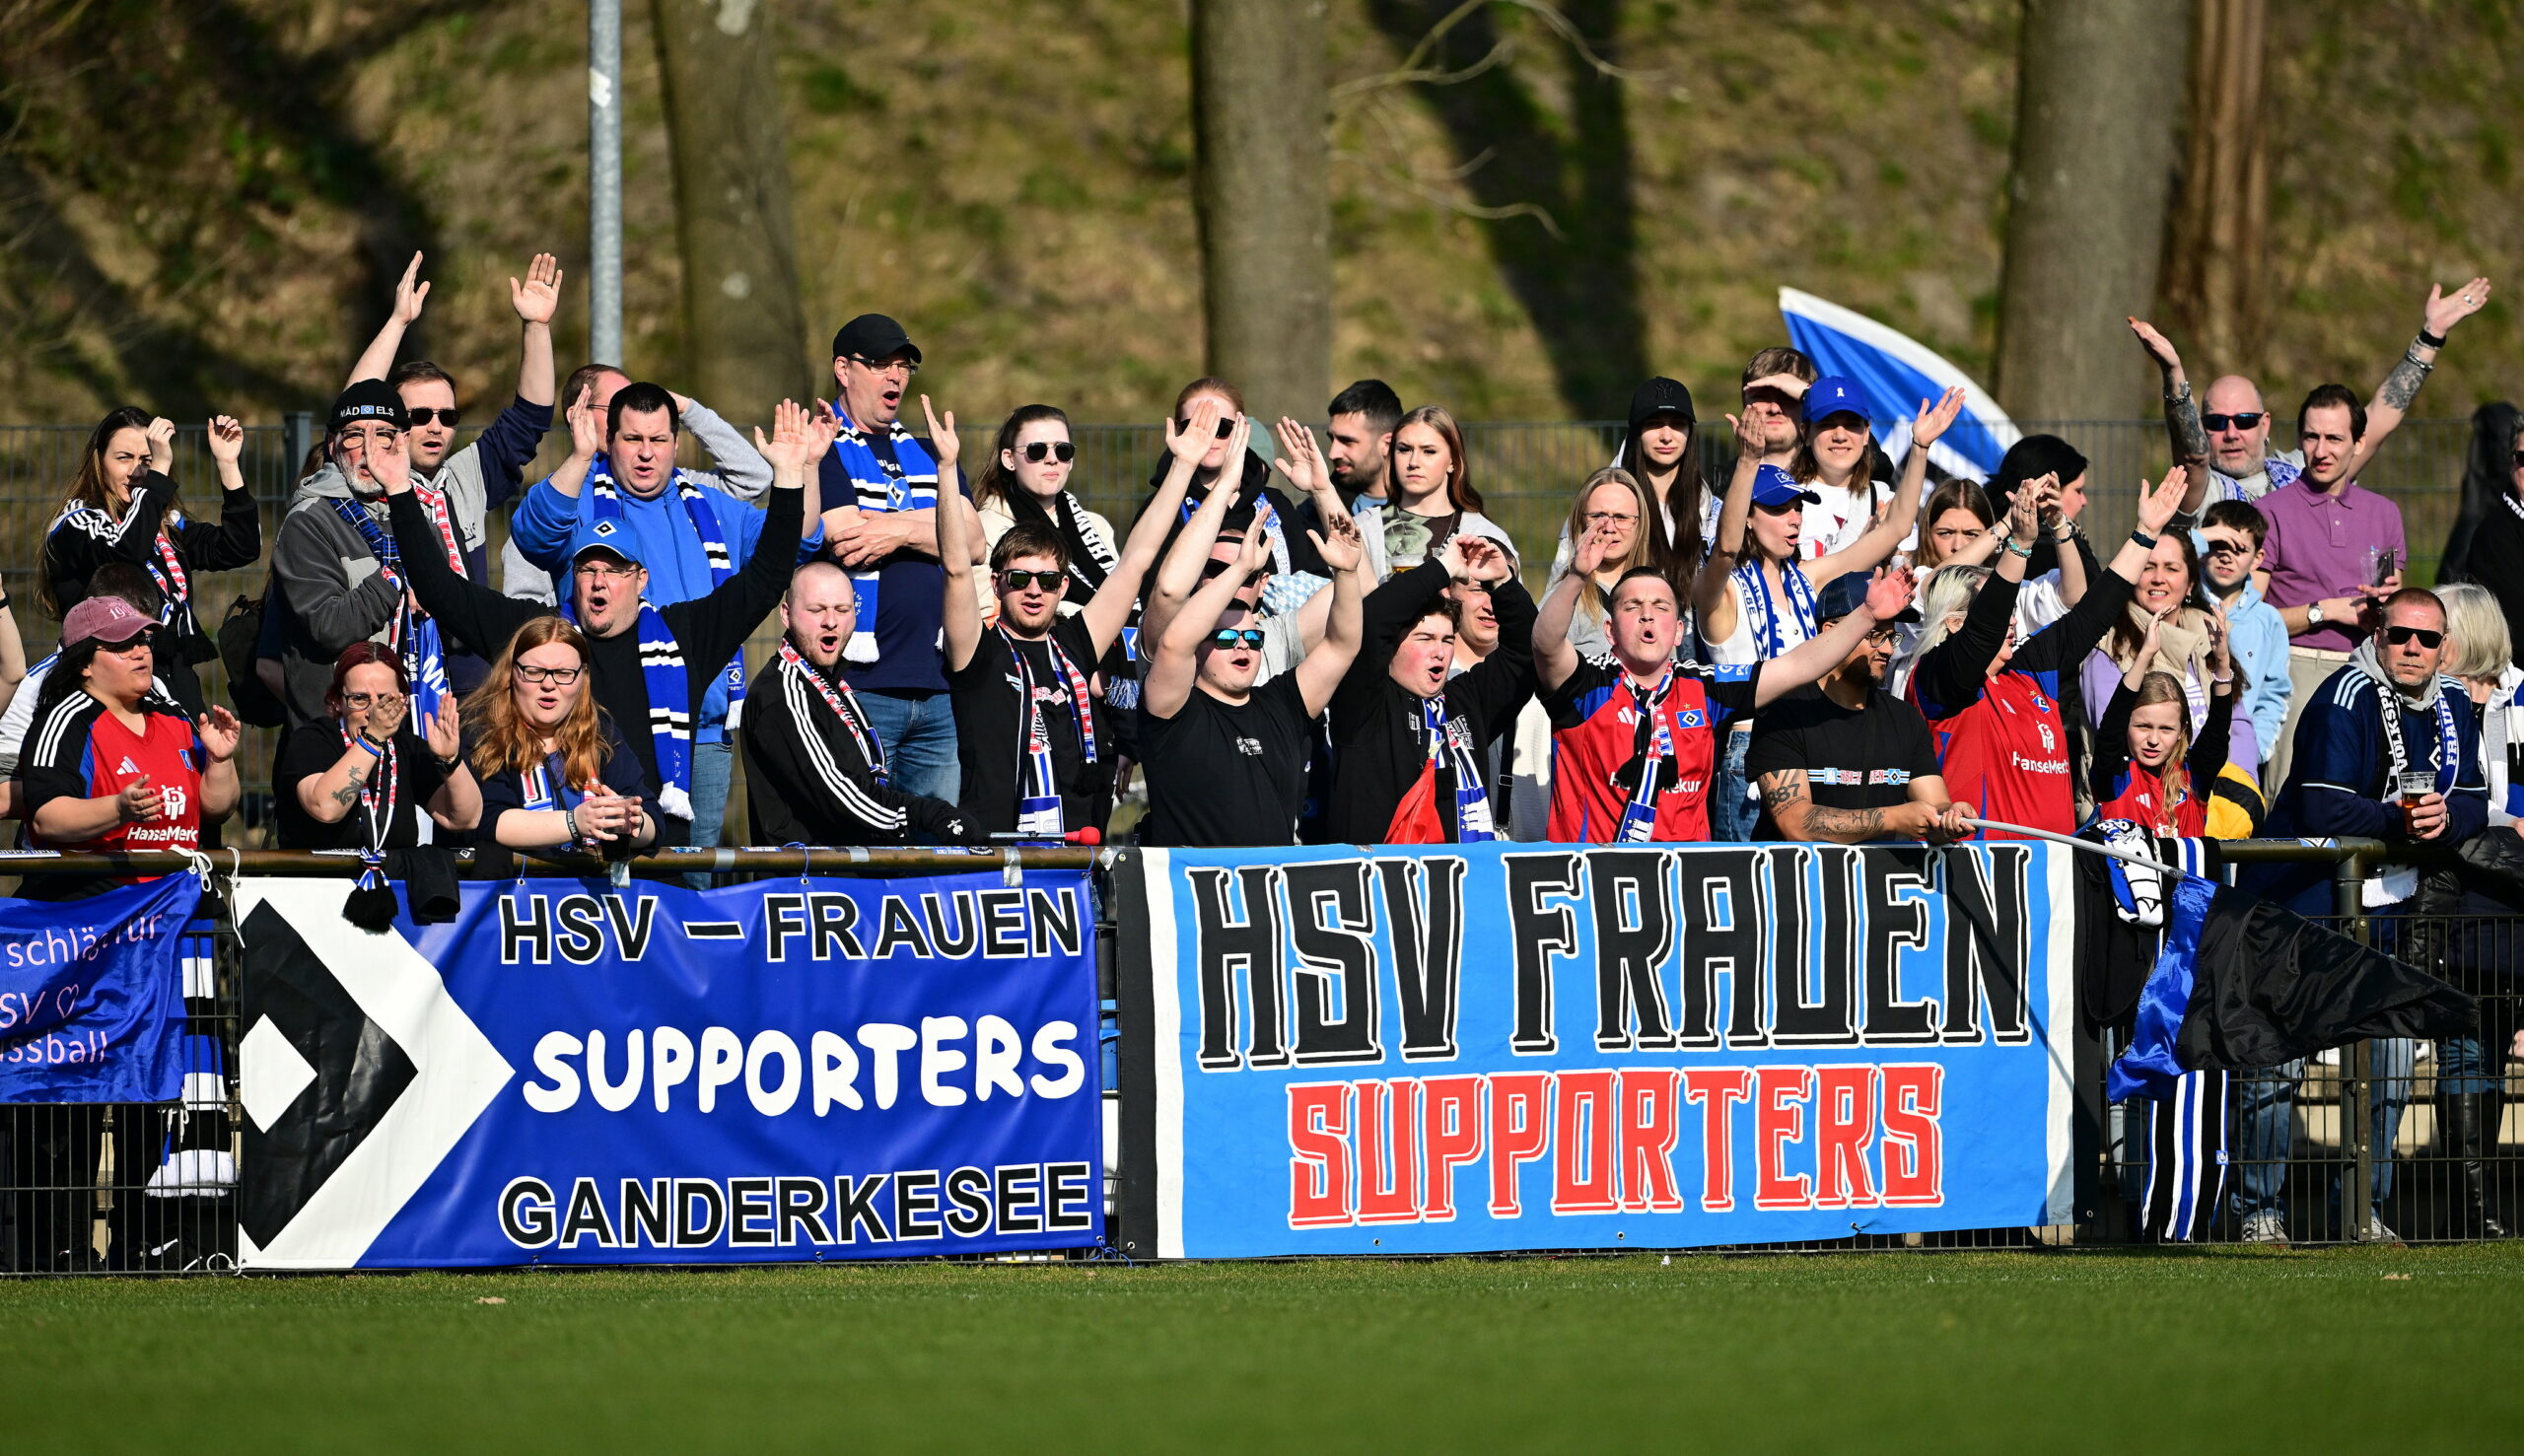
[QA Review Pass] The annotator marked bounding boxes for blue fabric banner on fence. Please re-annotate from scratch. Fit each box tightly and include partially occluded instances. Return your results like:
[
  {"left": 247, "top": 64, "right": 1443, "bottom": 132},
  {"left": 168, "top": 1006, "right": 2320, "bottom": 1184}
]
[
  {"left": 234, "top": 870, "right": 1103, "bottom": 1270},
  {"left": 0, "top": 873, "right": 199, "bottom": 1105},
  {"left": 1119, "top": 843, "right": 2076, "bottom": 1259}
]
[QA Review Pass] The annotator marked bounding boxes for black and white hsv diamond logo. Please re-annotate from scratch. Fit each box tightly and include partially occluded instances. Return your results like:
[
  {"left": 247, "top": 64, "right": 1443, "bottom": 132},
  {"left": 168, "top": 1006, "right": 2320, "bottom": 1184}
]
[{"left": 235, "top": 880, "right": 513, "bottom": 1270}]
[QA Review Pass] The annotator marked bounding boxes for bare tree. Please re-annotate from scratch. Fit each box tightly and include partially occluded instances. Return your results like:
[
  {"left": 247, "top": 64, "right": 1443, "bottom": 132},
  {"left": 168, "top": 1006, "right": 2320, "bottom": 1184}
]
[
  {"left": 2161, "top": 0, "right": 2269, "bottom": 373},
  {"left": 650, "top": 0, "right": 809, "bottom": 412},
  {"left": 1993, "top": 0, "right": 2192, "bottom": 420},
  {"left": 1192, "top": 0, "right": 1331, "bottom": 427}
]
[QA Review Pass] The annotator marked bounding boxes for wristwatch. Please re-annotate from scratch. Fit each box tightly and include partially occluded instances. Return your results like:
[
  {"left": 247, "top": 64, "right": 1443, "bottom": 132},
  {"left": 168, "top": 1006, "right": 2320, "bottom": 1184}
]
[{"left": 2306, "top": 600, "right": 2326, "bottom": 627}]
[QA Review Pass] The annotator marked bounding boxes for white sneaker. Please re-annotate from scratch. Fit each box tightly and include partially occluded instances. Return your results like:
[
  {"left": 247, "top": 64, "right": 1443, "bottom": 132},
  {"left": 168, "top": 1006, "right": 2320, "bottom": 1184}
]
[
  {"left": 2240, "top": 1212, "right": 2289, "bottom": 1245},
  {"left": 2363, "top": 1213, "right": 2404, "bottom": 1245}
]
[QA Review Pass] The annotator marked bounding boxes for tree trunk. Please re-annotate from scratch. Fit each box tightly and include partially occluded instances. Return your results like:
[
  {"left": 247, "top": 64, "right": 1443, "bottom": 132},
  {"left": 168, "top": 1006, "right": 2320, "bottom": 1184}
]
[
  {"left": 1993, "top": 0, "right": 2192, "bottom": 422},
  {"left": 649, "top": 0, "right": 809, "bottom": 414},
  {"left": 1192, "top": 0, "right": 1331, "bottom": 428},
  {"left": 2161, "top": 0, "right": 2270, "bottom": 374}
]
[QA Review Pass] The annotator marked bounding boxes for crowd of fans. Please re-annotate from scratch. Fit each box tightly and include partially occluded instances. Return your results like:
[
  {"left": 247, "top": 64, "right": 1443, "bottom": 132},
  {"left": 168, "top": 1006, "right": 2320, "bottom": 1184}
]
[{"left": 1, "top": 255, "right": 2516, "bottom": 1248}]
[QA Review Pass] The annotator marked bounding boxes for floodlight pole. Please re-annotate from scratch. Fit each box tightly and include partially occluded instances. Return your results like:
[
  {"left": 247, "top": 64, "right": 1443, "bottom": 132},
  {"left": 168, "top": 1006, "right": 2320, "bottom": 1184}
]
[{"left": 589, "top": 0, "right": 624, "bottom": 367}]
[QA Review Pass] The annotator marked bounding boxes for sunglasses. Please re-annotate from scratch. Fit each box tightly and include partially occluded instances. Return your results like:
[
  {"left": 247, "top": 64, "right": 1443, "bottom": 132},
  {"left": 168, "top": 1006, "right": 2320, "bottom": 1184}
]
[
  {"left": 515, "top": 663, "right": 585, "bottom": 686},
  {"left": 1207, "top": 629, "right": 1267, "bottom": 650},
  {"left": 1020, "top": 440, "right": 1078, "bottom": 463},
  {"left": 998, "top": 570, "right": 1069, "bottom": 592},
  {"left": 404, "top": 407, "right": 460, "bottom": 428},
  {"left": 2385, "top": 625, "right": 2444, "bottom": 649},
  {"left": 2204, "top": 412, "right": 2266, "bottom": 432},
  {"left": 1176, "top": 415, "right": 1236, "bottom": 440}
]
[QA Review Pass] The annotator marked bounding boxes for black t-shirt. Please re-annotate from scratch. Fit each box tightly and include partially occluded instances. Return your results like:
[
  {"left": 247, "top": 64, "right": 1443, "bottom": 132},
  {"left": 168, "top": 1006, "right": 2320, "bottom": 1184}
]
[
  {"left": 273, "top": 723, "right": 453, "bottom": 852},
  {"left": 948, "top": 615, "right": 1109, "bottom": 835},
  {"left": 1140, "top": 675, "right": 1314, "bottom": 848},
  {"left": 473, "top": 719, "right": 655, "bottom": 846},
  {"left": 1744, "top": 684, "right": 1940, "bottom": 839}
]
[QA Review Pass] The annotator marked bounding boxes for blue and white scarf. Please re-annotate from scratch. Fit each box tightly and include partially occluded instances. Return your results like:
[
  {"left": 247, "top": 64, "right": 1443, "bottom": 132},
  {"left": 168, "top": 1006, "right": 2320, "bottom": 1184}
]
[
  {"left": 587, "top": 456, "right": 745, "bottom": 719},
  {"left": 561, "top": 597, "right": 695, "bottom": 822},
  {"left": 1733, "top": 556, "right": 1819, "bottom": 659},
  {"left": 1422, "top": 698, "right": 1496, "bottom": 843},
  {"left": 828, "top": 409, "right": 940, "bottom": 664},
  {"left": 331, "top": 497, "right": 450, "bottom": 725}
]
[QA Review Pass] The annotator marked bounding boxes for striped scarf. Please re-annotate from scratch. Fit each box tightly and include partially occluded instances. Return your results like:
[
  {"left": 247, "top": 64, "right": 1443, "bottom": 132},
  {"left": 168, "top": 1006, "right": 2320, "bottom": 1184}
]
[
  {"left": 331, "top": 497, "right": 451, "bottom": 724},
  {"left": 588, "top": 457, "right": 745, "bottom": 716},
  {"left": 561, "top": 597, "right": 695, "bottom": 821},
  {"left": 1732, "top": 556, "right": 1818, "bottom": 659},
  {"left": 828, "top": 410, "right": 941, "bottom": 663}
]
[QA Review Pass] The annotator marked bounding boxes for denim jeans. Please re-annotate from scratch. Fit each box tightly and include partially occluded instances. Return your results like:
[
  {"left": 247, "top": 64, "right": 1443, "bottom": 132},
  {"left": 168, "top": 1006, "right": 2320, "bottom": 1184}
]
[
  {"left": 682, "top": 738, "right": 734, "bottom": 890},
  {"left": 2229, "top": 1041, "right": 2415, "bottom": 1223},
  {"left": 855, "top": 688, "right": 961, "bottom": 808},
  {"left": 1710, "top": 724, "right": 1757, "bottom": 842}
]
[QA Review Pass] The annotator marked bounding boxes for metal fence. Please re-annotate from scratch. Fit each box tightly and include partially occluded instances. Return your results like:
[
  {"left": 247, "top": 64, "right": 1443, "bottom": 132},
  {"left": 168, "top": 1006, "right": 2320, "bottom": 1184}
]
[{"left": 3, "top": 838, "right": 2517, "bottom": 1273}]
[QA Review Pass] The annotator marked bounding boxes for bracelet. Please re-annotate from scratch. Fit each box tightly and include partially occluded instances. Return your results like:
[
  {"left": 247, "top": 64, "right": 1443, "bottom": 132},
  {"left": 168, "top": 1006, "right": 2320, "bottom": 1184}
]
[
  {"left": 2418, "top": 327, "right": 2447, "bottom": 350},
  {"left": 436, "top": 754, "right": 462, "bottom": 773},
  {"left": 0, "top": 593, "right": 13, "bottom": 612},
  {"left": 563, "top": 803, "right": 584, "bottom": 850},
  {"left": 350, "top": 734, "right": 384, "bottom": 758},
  {"left": 2403, "top": 347, "right": 2435, "bottom": 372},
  {"left": 2003, "top": 537, "right": 2035, "bottom": 559},
  {"left": 2211, "top": 675, "right": 2236, "bottom": 687},
  {"left": 2130, "top": 528, "right": 2158, "bottom": 549}
]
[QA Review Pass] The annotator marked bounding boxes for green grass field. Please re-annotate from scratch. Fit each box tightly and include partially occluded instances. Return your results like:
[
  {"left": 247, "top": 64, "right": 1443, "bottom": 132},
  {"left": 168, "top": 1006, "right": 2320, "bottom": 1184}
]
[{"left": 8, "top": 1245, "right": 2521, "bottom": 1451}]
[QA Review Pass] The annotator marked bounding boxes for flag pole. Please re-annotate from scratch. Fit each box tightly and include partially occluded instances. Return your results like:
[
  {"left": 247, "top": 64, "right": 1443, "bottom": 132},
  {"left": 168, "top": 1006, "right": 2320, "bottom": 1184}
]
[{"left": 1954, "top": 816, "right": 2184, "bottom": 877}]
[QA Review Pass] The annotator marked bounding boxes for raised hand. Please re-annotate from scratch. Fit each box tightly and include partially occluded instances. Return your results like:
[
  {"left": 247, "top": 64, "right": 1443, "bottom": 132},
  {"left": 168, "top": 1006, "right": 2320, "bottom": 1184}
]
[
  {"left": 1725, "top": 410, "right": 1764, "bottom": 456},
  {"left": 389, "top": 251, "right": 430, "bottom": 325},
  {"left": 1571, "top": 520, "right": 1615, "bottom": 578},
  {"left": 1863, "top": 564, "right": 1915, "bottom": 620},
  {"left": 1913, "top": 386, "right": 1967, "bottom": 448},
  {"left": 564, "top": 383, "right": 605, "bottom": 460},
  {"left": 116, "top": 773, "right": 164, "bottom": 824},
  {"left": 2138, "top": 607, "right": 2170, "bottom": 663},
  {"left": 2007, "top": 475, "right": 2051, "bottom": 543},
  {"left": 1309, "top": 518, "right": 1364, "bottom": 576},
  {"left": 2127, "top": 316, "right": 2184, "bottom": 374},
  {"left": 511, "top": 252, "right": 562, "bottom": 326},
  {"left": 425, "top": 696, "right": 463, "bottom": 761},
  {"left": 1221, "top": 410, "right": 1253, "bottom": 473},
  {"left": 803, "top": 400, "right": 839, "bottom": 459},
  {"left": 1454, "top": 534, "right": 1507, "bottom": 583},
  {"left": 1236, "top": 517, "right": 1274, "bottom": 576},
  {"left": 2423, "top": 277, "right": 2493, "bottom": 337},
  {"left": 1272, "top": 417, "right": 1330, "bottom": 490},
  {"left": 2206, "top": 600, "right": 2234, "bottom": 680},
  {"left": 366, "top": 689, "right": 410, "bottom": 742},
  {"left": 1166, "top": 397, "right": 1225, "bottom": 466},
  {"left": 920, "top": 394, "right": 959, "bottom": 471},
  {"left": 2136, "top": 462, "right": 2187, "bottom": 536},
  {"left": 753, "top": 398, "right": 811, "bottom": 474},
  {"left": 206, "top": 415, "right": 245, "bottom": 465},
  {"left": 145, "top": 416, "right": 176, "bottom": 474},
  {"left": 370, "top": 427, "right": 411, "bottom": 494}
]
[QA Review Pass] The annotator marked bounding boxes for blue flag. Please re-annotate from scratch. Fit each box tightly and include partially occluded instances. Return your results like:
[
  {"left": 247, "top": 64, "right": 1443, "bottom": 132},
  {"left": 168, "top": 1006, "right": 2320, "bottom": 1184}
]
[
  {"left": 1780, "top": 287, "right": 2019, "bottom": 482},
  {"left": 0, "top": 873, "right": 200, "bottom": 1104}
]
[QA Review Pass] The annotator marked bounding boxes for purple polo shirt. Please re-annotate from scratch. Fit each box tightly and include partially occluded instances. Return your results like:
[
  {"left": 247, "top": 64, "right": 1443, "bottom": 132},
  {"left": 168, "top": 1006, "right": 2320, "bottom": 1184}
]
[{"left": 2257, "top": 478, "right": 2405, "bottom": 652}]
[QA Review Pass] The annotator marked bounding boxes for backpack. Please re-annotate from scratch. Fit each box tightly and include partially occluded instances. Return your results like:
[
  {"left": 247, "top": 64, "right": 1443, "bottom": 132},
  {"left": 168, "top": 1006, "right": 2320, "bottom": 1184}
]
[{"left": 219, "top": 589, "right": 287, "bottom": 728}]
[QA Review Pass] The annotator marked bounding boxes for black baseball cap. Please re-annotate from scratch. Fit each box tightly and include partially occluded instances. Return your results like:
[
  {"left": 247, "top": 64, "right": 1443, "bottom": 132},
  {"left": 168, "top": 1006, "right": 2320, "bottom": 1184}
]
[
  {"left": 1816, "top": 571, "right": 1918, "bottom": 624},
  {"left": 330, "top": 379, "right": 408, "bottom": 434},
  {"left": 831, "top": 313, "right": 921, "bottom": 365},
  {"left": 1628, "top": 377, "right": 1696, "bottom": 428}
]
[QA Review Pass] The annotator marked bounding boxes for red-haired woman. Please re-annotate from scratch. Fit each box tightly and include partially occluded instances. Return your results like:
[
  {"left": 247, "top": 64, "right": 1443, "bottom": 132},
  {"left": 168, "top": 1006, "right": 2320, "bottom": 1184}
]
[{"left": 274, "top": 642, "right": 479, "bottom": 851}]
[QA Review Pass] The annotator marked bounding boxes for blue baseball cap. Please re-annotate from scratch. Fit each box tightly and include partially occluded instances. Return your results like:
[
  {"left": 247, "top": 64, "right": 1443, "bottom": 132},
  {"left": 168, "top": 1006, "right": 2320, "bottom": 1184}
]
[
  {"left": 1804, "top": 376, "right": 1873, "bottom": 427},
  {"left": 566, "top": 517, "right": 644, "bottom": 569},
  {"left": 1751, "top": 463, "right": 1822, "bottom": 510}
]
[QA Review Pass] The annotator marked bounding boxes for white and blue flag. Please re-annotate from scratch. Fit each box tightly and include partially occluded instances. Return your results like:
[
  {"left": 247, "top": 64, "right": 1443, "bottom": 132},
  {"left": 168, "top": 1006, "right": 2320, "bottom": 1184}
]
[{"left": 1780, "top": 287, "right": 2019, "bottom": 483}]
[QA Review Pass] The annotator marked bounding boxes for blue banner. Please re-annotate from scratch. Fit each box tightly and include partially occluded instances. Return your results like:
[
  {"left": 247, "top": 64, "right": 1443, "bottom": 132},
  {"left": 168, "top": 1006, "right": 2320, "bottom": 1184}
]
[
  {"left": 235, "top": 870, "right": 1102, "bottom": 1270},
  {"left": 0, "top": 873, "right": 199, "bottom": 1104},
  {"left": 1118, "top": 843, "right": 2076, "bottom": 1258}
]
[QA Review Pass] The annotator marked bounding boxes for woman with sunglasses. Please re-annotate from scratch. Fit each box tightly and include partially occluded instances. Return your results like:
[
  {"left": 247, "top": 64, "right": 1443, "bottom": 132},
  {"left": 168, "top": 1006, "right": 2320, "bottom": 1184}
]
[
  {"left": 1907, "top": 466, "right": 2187, "bottom": 839},
  {"left": 975, "top": 405, "right": 1118, "bottom": 617},
  {"left": 274, "top": 641, "right": 480, "bottom": 851},
  {"left": 462, "top": 616, "right": 654, "bottom": 856},
  {"left": 39, "top": 408, "right": 262, "bottom": 717}
]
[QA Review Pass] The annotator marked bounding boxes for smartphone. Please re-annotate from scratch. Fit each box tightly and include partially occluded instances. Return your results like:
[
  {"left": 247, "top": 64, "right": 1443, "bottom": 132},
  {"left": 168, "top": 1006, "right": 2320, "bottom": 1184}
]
[{"left": 2372, "top": 548, "right": 2397, "bottom": 588}]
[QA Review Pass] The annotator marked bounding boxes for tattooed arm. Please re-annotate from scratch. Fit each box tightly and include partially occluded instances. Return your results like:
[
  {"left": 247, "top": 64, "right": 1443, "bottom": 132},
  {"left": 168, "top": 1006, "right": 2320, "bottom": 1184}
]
[
  {"left": 297, "top": 736, "right": 383, "bottom": 826},
  {"left": 1757, "top": 768, "right": 1952, "bottom": 844},
  {"left": 2131, "top": 318, "right": 2210, "bottom": 515},
  {"left": 2353, "top": 277, "right": 2493, "bottom": 477}
]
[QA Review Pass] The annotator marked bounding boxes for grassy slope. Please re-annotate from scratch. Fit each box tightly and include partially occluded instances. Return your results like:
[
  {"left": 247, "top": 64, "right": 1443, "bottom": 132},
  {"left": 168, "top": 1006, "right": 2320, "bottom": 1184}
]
[
  {"left": 4, "top": 1246, "right": 2520, "bottom": 1450},
  {"left": 0, "top": 2, "right": 2512, "bottom": 427}
]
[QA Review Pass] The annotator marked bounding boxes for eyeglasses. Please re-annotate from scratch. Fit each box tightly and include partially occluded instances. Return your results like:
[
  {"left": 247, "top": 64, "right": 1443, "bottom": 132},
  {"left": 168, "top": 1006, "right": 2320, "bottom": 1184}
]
[
  {"left": 2385, "top": 625, "right": 2444, "bottom": 650},
  {"left": 1861, "top": 626, "right": 1901, "bottom": 645},
  {"left": 1020, "top": 441, "right": 1078, "bottom": 463},
  {"left": 515, "top": 663, "right": 585, "bottom": 686},
  {"left": 1581, "top": 511, "right": 1639, "bottom": 526},
  {"left": 575, "top": 560, "right": 639, "bottom": 580},
  {"left": 848, "top": 355, "right": 919, "bottom": 377},
  {"left": 2204, "top": 412, "right": 2266, "bottom": 432},
  {"left": 1176, "top": 416, "right": 1236, "bottom": 440},
  {"left": 998, "top": 570, "right": 1069, "bottom": 592},
  {"left": 341, "top": 690, "right": 405, "bottom": 710},
  {"left": 1206, "top": 629, "right": 1267, "bottom": 650},
  {"left": 403, "top": 407, "right": 460, "bottom": 428}
]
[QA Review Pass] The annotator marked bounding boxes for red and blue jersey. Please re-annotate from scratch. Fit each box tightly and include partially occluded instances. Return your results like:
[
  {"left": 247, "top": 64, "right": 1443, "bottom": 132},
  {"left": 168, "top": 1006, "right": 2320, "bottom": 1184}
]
[
  {"left": 21, "top": 695, "right": 206, "bottom": 862},
  {"left": 1543, "top": 656, "right": 1760, "bottom": 843},
  {"left": 1912, "top": 668, "right": 2075, "bottom": 839}
]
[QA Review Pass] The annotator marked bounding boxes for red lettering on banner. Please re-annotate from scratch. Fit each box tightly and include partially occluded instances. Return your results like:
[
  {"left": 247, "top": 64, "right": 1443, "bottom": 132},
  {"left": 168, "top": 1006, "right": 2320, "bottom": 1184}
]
[
  {"left": 1813, "top": 1066, "right": 1881, "bottom": 1210},
  {"left": 1551, "top": 1070, "right": 1619, "bottom": 1214},
  {"left": 1288, "top": 1083, "right": 1355, "bottom": 1227},
  {"left": 1618, "top": 1069, "right": 1684, "bottom": 1213},
  {"left": 1419, "top": 1075, "right": 1485, "bottom": 1222},
  {"left": 1487, "top": 1073, "right": 1552, "bottom": 1217},
  {"left": 1680, "top": 1068, "right": 1753, "bottom": 1212},
  {"left": 1880, "top": 1064, "right": 1945, "bottom": 1206},
  {"left": 1754, "top": 1066, "right": 1816, "bottom": 1211},
  {"left": 1357, "top": 1078, "right": 1422, "bottom": 1223}
]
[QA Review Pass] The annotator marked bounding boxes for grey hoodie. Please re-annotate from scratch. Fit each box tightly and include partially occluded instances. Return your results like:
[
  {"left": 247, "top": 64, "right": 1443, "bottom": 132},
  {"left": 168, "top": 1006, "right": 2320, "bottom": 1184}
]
[{"left": 272, "top": 464, "right": 403, "bottom": 726}]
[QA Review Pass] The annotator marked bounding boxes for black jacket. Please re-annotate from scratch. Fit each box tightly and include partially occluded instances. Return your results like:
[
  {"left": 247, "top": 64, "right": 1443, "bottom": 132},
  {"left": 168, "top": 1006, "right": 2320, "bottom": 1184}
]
[
  {"left": 741, "top": 649, "right": 974, "bottom": 846},
  {"left": 43, "top": 470, "right": 261, "bottom": 714}
]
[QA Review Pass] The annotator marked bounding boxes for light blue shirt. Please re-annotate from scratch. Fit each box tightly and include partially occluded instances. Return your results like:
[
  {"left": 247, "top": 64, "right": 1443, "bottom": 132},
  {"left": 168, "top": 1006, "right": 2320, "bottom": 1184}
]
[
  {"left": 512, "top": 473, "right": 823, "bottom": 740},
  {"left": 2222, "top": 578, "right": 2292, "bottom": 759}
]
